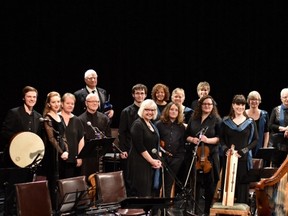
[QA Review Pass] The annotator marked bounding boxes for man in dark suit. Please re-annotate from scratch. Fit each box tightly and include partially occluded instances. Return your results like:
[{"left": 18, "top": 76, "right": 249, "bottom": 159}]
[{"left": 73, "top": 69, "right": 114, "bottom": 119}]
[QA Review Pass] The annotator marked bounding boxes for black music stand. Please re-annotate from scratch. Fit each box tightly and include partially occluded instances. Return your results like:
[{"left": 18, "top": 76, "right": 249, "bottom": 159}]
[
  {"left": 58, "top": 189, "right": 90, "bottom": 215},
  {"left": 120, "top": 197, "right": 174, "bottom": 215},
  {"left": 255, "top": 147, "right": 281, "bottom": 167},
  {"left": 78, "top": 137, "right": 115, "bottom": 159}
]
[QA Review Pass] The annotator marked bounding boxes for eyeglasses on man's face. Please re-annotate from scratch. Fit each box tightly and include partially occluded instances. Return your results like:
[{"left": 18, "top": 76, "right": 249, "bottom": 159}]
[
  {"left": 87, "top": 100, "right": 99, "bottom": 103},
  {"left": 134, "top": 92, "right": 146, "bottom": 95}
]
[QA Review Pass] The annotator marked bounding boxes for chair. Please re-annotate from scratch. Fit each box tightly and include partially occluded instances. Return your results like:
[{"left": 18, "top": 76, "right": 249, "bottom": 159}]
[
  {"left": 95, "top": 170, "right": 146, "bottom": 215},
  {"left": 15, "top": 180, "right": 53, "bottom": 216},
  {"left": 57, "top": 175, "right": 91, "bottom": 215},
  {"left": 210, "top": 202, "right": 251, "bottom": 216},
  {"left": 88, "top": 173, "right": 97, "bottom": 205}
]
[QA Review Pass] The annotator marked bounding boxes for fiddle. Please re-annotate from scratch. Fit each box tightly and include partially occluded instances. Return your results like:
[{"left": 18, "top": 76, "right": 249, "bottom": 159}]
[{"left": 195, "top": 140, "right": 212, "bottom": 173}]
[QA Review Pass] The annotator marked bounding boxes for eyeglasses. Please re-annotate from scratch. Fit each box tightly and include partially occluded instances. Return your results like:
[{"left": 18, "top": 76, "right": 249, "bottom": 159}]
[
  {"left": 87, "top": 100, "right": 99, "bottom": 103},
  {"left": 86, "top": 77, "right": 97, "bottom": 81},
  {"left": 144, "top": 108, "right": 156, "bottom": 112},
  {"left": 134, "top": 92, "right": 146, "bottom": 95},
  {"left": 202, "top": 103, "right": 213, "bottom": 106}
]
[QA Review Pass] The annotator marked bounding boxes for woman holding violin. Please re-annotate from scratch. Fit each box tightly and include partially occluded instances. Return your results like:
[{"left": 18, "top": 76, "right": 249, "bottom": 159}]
[{"left": 185, "top": 95, "right": 221, "bottom": 216}]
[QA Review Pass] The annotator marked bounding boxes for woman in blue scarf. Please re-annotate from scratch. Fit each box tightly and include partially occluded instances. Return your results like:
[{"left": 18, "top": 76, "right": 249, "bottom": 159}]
[
  {"left": 269, "top": 87, "right": 288, "bottom": 167},
  {"left": 220, "top": 94, "right": 258, "bottom": 204},
  {"left": 246, "top": 91, "right": 269, "bottom": 157}
]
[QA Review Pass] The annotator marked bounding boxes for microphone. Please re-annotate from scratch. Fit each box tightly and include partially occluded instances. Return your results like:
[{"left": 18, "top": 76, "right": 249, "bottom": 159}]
[
  {"left": 87, "top": 121, "right": 98, "bottom": 134},
  {"left": 160, "top": 146, "right": 173, "bottom": 157},
  {"left": 87, "top": 121, "right": 106, "bottom": 138},
  {"left": 152, "top": 148, "right": 158, "bottom": 154},
  {"left": 152, "top": 148, "right": 162, "bottom": 160},
  {"left": 196, "top": 126, "right": 209, "bottom": 136},
  {"left": 39, "top": 117, "right": 51, "bottom": 122},
  {"left": 94, "top": 126, "right": 107, "bottom": 138}
]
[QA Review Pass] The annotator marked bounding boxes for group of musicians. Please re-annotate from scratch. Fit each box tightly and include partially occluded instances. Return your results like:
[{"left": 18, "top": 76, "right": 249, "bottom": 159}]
[
  {"left": 0, "top": 83, "right": 114, "bottom": 215},
  {"left": 1, "top": 83, "right": 288, "bottom": 216}
]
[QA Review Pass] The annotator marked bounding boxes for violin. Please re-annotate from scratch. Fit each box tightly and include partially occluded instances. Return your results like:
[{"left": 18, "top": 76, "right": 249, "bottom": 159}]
[{"left": 195, "top": 141, "right": 212, "bottom": 173}]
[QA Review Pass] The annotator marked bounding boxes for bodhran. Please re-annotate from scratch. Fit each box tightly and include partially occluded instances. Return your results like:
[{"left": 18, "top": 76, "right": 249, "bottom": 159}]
[{"left": 9, "top": 131, "right": 45, "bottom": 168}]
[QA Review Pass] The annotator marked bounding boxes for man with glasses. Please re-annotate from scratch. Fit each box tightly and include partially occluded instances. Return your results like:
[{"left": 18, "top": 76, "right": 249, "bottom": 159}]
[
  {"left": 118, "top": 83, "right": 148, "bottom": 196},
  {"left": 78, "top": 93, "right": 111, "bottom": 178},
  {"left": 74, "top": 69, "right": 114, "bottom": 119}
]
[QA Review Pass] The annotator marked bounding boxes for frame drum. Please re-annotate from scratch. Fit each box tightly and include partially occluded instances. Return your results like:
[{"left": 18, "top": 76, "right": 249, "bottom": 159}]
[{"left": 9, "top": 132, "right": 45, "bottom": 168}]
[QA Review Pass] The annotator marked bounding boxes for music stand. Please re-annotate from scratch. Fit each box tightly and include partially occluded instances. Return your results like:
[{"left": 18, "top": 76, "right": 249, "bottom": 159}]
[
  {"left": 58, "top": 189, "right": 91, "bottom": 215},
  {"left": 120, "top": 197, "right": 174, "bottom": 215},
  {"left": 255, "top": 147, "right": 281, "bottom": 167},
  {"left": 78, "top": 137, "right": 115, "bottom": 159}
]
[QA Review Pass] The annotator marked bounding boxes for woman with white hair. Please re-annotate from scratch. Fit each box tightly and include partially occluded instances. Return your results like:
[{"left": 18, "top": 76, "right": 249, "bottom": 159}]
[
  {"left": 127, "top": 99, "right": 162, "bottom": 198},
  {"left": 269, "top": 87, "right": 288, "bottom": 167}
]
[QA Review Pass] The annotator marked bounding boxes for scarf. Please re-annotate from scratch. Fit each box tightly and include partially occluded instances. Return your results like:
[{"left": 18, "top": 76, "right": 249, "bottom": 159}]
[{"left": 223, "top": 117, "right": 254, "bottom": 170}]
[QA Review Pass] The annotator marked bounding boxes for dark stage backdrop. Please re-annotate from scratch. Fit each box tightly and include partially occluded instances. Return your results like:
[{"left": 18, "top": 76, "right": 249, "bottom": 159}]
[{"left": 1, "top": 1, "right": 288, "bottom": 128}]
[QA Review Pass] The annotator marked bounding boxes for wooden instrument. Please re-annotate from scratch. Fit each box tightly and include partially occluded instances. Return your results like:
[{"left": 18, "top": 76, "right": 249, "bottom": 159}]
[
  {"left": 255, "top": 156, "right": 288, "bottom": 216},
  {"left": 222, "top": 144, "right": 238, "bottom": 206},
  {"left": 195, "top": 141, "right": 212, "bottom": 173}
]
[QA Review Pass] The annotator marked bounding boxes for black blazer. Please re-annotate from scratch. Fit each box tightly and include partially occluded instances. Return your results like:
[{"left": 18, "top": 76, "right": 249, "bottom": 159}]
[{"left": 74, "top": 87, "right": 109, "bottom": 116}]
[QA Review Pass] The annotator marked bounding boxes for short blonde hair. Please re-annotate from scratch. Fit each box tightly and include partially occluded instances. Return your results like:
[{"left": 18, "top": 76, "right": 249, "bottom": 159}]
[
  {"left": 138, "top": 99, "right": 158, "bottom": 120},
  {"left": 197, "top": 81, "right": 210, "bottom": 92},
  {"left": 247, "top": 90, "right": 261, "bottom": 103},
  {"left": 171, "top": 88, "right": 185, "bottom": 100}
]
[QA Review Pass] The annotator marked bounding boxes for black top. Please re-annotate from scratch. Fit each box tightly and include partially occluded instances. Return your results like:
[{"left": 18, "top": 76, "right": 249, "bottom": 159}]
[
  {"left": 155, "top": 120, "right": 186, "bottom": 156},
  {"left": 128, "top": 118, "right": 160, "bottom": 197},
  {"left": 1, "top": 105, "right": 43, "bottom": 167},
  {"left": 62, "top": 115, "right": 84, "bottom": 163},
  {"left": 118, "top": 103, "right": 140, "bottom": 152}
]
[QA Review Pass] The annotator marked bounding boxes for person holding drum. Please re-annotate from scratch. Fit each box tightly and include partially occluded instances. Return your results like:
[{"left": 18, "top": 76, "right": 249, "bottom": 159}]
[{"left": 0, "top": 85, "right": 44, "bottom": 216}]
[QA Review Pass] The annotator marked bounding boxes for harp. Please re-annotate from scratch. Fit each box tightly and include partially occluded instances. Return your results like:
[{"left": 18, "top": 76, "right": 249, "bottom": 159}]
[{"left": 222, "top": 144, "right": 238, "bottom": 206}]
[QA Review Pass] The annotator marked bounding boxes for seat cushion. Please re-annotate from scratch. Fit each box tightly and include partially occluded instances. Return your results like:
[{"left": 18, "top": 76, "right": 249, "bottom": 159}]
[{"left": 212, "top": 202, "right": 250, "bottom": 210}]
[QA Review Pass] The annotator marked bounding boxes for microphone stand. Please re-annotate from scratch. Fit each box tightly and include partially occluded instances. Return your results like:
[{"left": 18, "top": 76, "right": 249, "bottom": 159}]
[
  {"left": 153, "top": 150, "right": 196, "bottom": 216},
  {"left": 183, "top": 127, "right": 208, "bottom": 215},
  {"left": 26, "top": 153, "right": 41, "bottom": 182},
  {"left": 47, "top": 124, "right": 61, "bottom": 215},
  {"left": 54, "top": 129, "right": 60, "bottom": 215}
]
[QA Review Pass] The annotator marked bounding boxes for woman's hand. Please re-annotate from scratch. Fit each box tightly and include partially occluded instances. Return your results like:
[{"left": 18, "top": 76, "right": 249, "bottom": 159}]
[
  {"left": 76, "top": 158, "right": 82, "bottom": 167},
  {"left": 120, "top": 151, "right": 128, "bottom": 159},
  {"left": 61, "top": 151, "right": 69, "bottom": 160},
  {"left": 151, "top": 159, "right": 162, "bottom": 169}
]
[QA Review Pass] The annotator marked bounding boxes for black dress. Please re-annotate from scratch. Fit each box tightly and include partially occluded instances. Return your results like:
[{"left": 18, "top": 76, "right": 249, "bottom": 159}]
[
  {"left": 128, "top": 118, "right": 160, "bottom": 197},
  {"left": 220, "top": 117, "right": 258, "bottom": 204}
]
